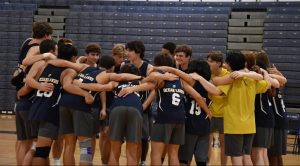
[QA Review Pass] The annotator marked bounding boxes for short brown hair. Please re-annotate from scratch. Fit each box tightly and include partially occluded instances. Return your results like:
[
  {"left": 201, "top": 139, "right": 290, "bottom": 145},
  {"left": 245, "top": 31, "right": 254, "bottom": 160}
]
[
  {"left": 32, "top": 22, "right": 53, "bottom": 38},
  {"left": 207, "top": 51, "right": 224, "bottom": 67},
  {"left": 256, "top": 50, "right": 270, "bottom": 68},
  {"left": 175, "top": 44, "right": 192, "bottom": 57},
  {"left": 112, "top": 44, "right": 126, "bottom": 56},
  {"left": 85, "top": 43, "right": 101, "bottom": 54},
  {"left": 57, "top": 38, "right": 73, "bottom": 48},
  {"left": 241, "top": 50, "right": 257, "bottom": 70}
]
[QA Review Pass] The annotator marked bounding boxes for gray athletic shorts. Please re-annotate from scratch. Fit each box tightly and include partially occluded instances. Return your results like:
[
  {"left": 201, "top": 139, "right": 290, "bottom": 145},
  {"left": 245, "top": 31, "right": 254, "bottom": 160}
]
[
  {"left": 38, "top": 121, "right": 59, "bottom": 140},
  {"left": 15, "top": 111, "right": 37, "bottom": 140},
  {"left": 109, "top": 106, "right": 143, "bottom": 143},
  {"left": 253, "top": 127, "right": 274, "bottom": 148},
  {"left": 59, "top": 106, "right": 98, "bottom": 137},
  {"left": 151, "top": 123, "right": 185, "bottom": 145},
  {"left": 30, "top": 121, "right": 39, "bottom": 139},
  {"left": 179, "top": 133, "right": 209, "bottom": 163},
  {"left": 268, "top": 129, "right": 287, "bottom": 156},
  {"left": 210, "top": 117, "right": 224, "bottom": 134},
  {"left": 225, "top": 134, "right": 254, "bottom": 156}
]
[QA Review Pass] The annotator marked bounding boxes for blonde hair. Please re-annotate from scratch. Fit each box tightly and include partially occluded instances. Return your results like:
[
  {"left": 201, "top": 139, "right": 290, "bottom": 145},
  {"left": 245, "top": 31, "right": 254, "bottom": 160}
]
[{"left": 112, "top": 44, "right": 126, "bottom": 56}]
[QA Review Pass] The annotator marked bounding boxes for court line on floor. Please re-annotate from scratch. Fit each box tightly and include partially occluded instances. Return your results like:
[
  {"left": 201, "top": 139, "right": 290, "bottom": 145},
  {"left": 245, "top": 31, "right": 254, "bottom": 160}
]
[{"left": 0, "top": 130, "right": 16, "bottom": 134}]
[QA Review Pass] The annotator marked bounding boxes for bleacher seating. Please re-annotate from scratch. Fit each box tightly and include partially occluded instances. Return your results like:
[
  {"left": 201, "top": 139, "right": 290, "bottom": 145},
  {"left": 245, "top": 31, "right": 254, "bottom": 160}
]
[
  {"left": 265, "top": 14, "right": 300, "bottom": 23},
  {"left": 0, "top": 2, "right": 36, "bottom": 113},
  {"left": 263, "top": 6, "right": 300, "bottom": 107},
  {"left": 65, "top": 4, "right": 230, "bottom": 56},
  {"left": 0, "top": 3, "right": 36, "bottom": 10}
]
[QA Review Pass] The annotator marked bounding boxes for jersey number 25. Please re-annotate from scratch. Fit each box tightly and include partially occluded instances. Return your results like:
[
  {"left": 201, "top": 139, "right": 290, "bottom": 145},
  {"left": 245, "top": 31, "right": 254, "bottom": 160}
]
[{"left": 37, "top": 90, "right": 53, "bottom": 98}]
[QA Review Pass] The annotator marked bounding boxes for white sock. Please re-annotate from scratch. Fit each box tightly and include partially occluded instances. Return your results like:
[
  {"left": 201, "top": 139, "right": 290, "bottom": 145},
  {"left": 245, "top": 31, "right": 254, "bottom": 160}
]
[
  {"left": 53, "top": 158, "right": 61, "bottom": 166},
  {"left": 30, "top": 141, "right": 36, "bottom": 151}
]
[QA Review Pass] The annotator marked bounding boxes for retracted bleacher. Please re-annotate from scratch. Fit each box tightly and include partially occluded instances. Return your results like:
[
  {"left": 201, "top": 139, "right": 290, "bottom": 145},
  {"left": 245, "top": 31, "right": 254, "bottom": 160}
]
[
  {"left": 264, "top": 6, "right": 300, "bottom": 108},
  {"left": 1, "top": 0, "right": 300, "bottom": 113},
  {"left": 65, "top": 4, "right": 230, "bottom": 60},
  {"left": 0, "top": 2, "right": 37, "bottom": 114}
]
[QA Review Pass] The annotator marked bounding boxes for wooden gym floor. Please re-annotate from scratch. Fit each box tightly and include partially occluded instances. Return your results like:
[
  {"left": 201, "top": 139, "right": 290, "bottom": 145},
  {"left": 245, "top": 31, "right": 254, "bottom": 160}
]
[{"left": 0, "top": 115, "right": 299, "bottom": 165}]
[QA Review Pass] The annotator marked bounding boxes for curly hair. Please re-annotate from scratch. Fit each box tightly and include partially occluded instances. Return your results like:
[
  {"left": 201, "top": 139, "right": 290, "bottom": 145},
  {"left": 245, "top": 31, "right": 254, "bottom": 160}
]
[
  {"left": 85, "top": 43, "right": 101, "bottom": 54},
  {"left": 112, "top": 44, "right": 126, "bottom": 56},
  {"left": 174, "top": 44, "right": 192, "bottom": 57},
  {"left": 32, "top": 22, "right": 53, "bottom": 38}
]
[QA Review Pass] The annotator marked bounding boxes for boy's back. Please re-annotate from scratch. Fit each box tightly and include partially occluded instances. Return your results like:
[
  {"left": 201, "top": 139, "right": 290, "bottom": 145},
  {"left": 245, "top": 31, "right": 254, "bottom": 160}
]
[{"left": 221, "top": 76, "right": 269, "bottom": 134}]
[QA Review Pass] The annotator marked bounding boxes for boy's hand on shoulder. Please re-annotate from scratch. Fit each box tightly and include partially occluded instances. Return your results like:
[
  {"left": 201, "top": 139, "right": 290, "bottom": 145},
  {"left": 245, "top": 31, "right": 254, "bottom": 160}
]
[
  {"left": 230, "top": 71, "right": 244, "bottom": 79},
  {"left": 118, "top": 87, "right": 133, "bottom": 97}
]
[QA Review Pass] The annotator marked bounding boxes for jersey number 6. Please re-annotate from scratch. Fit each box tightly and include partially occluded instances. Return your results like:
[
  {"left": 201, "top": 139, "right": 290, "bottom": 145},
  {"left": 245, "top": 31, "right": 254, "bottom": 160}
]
[{"left": 172, "top": 93, "right": 181, "bottom": 106}]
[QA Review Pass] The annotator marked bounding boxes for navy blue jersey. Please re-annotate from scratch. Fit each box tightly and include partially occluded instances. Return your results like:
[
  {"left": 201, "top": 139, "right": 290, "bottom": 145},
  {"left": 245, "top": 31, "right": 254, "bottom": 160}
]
[
  {"left": 60, "top": 66, "right": 101, "bottom": 111},
  {"left": 28, "top": 64, "right": 65, "bottom": 125},
  {"left": 89, "top": 69, "right": 103, "bottom": 109},
  {"left": 139, "top": 61, "right": 149, "bottom": 102},
  {"left": 156, "top": 78, "right": 185, "bottom": 124},
  {"left": 14, "top": 39, "right": 39, "bottom": 110},
  {"left": 178, "top": 66, "right": 188, "bottom": 73},
  {"left": 106, "top": 91, "right": 114, "bottom": 110},
  {"left": 271, "top": 89, "right": 288, "bottom": 129},
  {"left": 16, "top": 91, "right": 35, "bottom": 111},
  {"left": 114, "top": 65, "right": 121, "bottom": 73},
  {"left": 18, "top": 39, "right": 39, "bottom": 64},
  {"left": 185, "top": 81, "right": 210, "bottom": 135},
  {"left": 12, "top": 39, "right": 39, "bottom": 90},
  {"left": 139, "top": 61, "right": 153, "bottom": 116},
  {"left": 111, "top": 80, "right": 143, "bottom": 112},
  {"left": 255, "top": 92, "right": 275, "bottom": 128},
  {"left": 92, "top": 91, "right": 102, "bottom": 109}
]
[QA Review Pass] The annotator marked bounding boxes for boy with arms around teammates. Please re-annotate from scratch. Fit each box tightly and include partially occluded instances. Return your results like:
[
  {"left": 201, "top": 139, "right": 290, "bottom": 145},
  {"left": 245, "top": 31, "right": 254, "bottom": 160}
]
[
  {"left": 24, "top": 44, "right": 78, "bottom": 165},
  {"left": 16, "top": 39, "right": 57, "bottom": 165},
  {"left": 212, "top": 51, "right": 271, "bottom": 166},
  {"left": 118, "top": 54, "right": 211, "bottom": 166}
]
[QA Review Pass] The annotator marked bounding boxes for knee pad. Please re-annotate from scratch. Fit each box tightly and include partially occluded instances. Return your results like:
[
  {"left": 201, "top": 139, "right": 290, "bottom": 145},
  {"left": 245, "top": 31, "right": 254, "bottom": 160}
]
[
  {"left": 34, "top": 146, "right": 51, "bottom": 158},
  {"left": 79, "top": 138, "right": 92, "bottom": 164}
]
